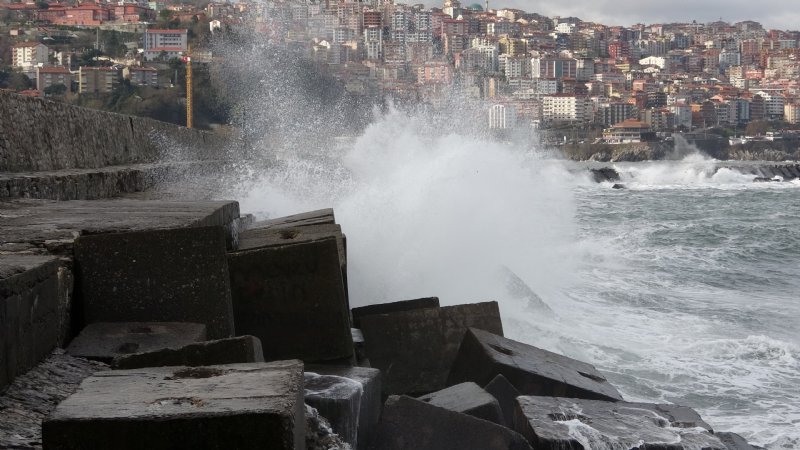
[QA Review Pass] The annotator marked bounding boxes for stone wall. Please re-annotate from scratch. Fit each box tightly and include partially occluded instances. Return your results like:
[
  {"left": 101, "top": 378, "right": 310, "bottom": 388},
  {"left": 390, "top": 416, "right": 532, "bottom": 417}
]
[{"left": 0, "top": 91, "right": 231, "bottom": 173}]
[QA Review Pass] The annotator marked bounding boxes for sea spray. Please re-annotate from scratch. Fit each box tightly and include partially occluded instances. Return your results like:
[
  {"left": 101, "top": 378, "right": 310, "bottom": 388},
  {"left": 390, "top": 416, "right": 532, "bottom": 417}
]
[{"left": 238, "top": 106, "right": 579, "bottom": 308}]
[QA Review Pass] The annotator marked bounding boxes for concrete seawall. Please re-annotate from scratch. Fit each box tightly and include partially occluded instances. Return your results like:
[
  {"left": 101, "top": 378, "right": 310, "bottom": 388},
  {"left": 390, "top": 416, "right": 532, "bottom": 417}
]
[{"left": 0, "top": 91, "right": 230, "bottom": 173}]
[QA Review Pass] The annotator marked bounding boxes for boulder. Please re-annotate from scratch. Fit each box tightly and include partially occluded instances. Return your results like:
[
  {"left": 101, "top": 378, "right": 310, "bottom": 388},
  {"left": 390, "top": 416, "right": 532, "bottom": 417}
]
[
  {"left": 361, "top": 302, "right": 503, "bottom": 395},
  {"left": 74, "top": 226, "right": 234, "bottom": 339},
  {"left": 305, "top": 365, "right": 381, "bottom": 450},
  {"left": 228, "top": 236, "right": 353, "bottom": 362},
  {"left": 513, "top": 396, "right": 726, "bottom": 450},
  {"left": 483, "top": 374, "right": 521, "bottom": 427},
  {"left": 43, "top": 361, "right": 306, "bottom": 450},
  {"left": 447, "top": 328, "right": 623, "bottom": 402},
  {"left": 418, "top": 382, "right": 504, "bottom": 425},
  {"left": 66, "top": 322, "right": 207, "bottom": 364},
  {"left": 368, "top": 395, "right": 532, "bottom": 450},
  {"left": 351, "top": 297, "right": 440, "bottom": 328},
  {"left": 111, "top": 335, "right": 264, "bottom": 370}
]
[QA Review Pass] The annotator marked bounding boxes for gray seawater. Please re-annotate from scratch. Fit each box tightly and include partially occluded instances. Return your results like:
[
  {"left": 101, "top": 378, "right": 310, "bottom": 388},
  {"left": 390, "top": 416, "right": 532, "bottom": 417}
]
[
  {"left": 236, "top": 112, "right": 799, "bottom": 448},
  {"left": 561, "top": 177, "right": 800, "bottom": 448}
]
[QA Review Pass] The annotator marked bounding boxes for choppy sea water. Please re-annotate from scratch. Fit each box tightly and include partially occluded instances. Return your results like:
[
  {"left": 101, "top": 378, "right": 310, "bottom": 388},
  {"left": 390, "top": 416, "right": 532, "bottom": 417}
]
[
  {"left": 235, "top": 111, "right": 799, "bottom": 448},
  {"left": 531, "top": 170, "right": 800, "bottom": 449}
]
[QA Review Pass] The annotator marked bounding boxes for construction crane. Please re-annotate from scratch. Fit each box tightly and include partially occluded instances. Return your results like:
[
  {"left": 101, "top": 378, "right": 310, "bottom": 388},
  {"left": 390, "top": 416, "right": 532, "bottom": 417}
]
[{"left": 184, "top": 45, "right": 193, "bottom": 129}]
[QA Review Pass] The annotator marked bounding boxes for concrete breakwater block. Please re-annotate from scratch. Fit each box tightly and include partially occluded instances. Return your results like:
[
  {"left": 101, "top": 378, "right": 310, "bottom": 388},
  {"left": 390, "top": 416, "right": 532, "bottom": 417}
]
[
  {"left": 1, "top": 255, "right": 68, "bottom": 391},
  {"left": 447, "top": 328, "right": 623, "bottom": 402},
  {"left": 238, "top": 222, "right": 349, "bottom": 308},
  {"left": 304, "top": 372, "right": 362, "bottom": 449},
  {"left": 74, "top": 226, "right": 235, "bottom": 339},
  {"left": 112, "top": 335, "right": 264, "bottom": 370},
  {"left": 418, "top": 382, "right": 504, "bottom": 425},
  {"left": 513, "top": 396, "right": 725, "bottom": 450},
  {"left": 360, "top": 301, "right": 503, "bottom": 395},
  {"left": 351, "top": 297, "right": 440, "bottom": 328},
  {"left": 305, "top": 365, "right": 382, "bottom": 450},
  {"left": 484, "top": 374, "right": 521, "bottom": 428},
  {"left": 368, "top": 395, "right": 532, "bottom": 450},
  {"left": 251, "top": 208, "right": 336, "bottom": 229},
  {"left": 42, "top": 361, "right": 306, "bottom": 450},
  {"left": 0, "top": 199, "right": 240, "bottom": 255},
  {"left": 228, "top": 236, "right": 352, "bottom": 362},
  {"left": 66, "top": 322, "right": 207, "bottom": 363}
]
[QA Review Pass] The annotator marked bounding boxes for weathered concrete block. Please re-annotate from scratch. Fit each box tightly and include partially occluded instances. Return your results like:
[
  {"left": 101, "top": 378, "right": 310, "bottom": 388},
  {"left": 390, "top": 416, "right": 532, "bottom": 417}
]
[
  {"left": 238, "top": 222, "right": 349, "bottom": 309},
  {"left": 1, "top": 255, "right": 66, "bottom": 391},
  {"left": 484, "top": 374, "right": 521, "bottom": 428},
  {"left": 418, "top": 382, "right": 504, "bottom": 425},
  {"left": 351, "top": 297, "right": 440, "bottom": 328},
  {"left": 112, "top": 335, "right": 264, "bottom": 370},
  {"left": 43, "top": 361, "right": 306, "bottom": 450},
  {"left": 304, "top": 372, "right": 362, "bottom": 448},
  {"left": 250, "top": 208, "right": 335, "bottom": 229},
  {"left": 368, "top": 395, "right": 532, "bottom": 450},
  {"left": 447, "top": 328, "right": 623, "bottom": 402},
  {"left": 228, "top": 236, "right": 352, "bottom": 362},
  {"left": 360, "top": 302, "right": 503, "bottom": 395},
  {"left": 1, "top": 199, "right": 240, "bottom": 256},
  {"left": 306, "top": 365, "right": 381, "bottom": 450},
  {"left": 716, "top": 432, "right": 765, "bottom": 450},
  {"left": 74, "top": 226, "right": 234, "bottom": 339},
  {"left": 513, "top": 396, "right": 725, "bottom": 450},
  {"left": 66, "top": 322, "right": 207, "bottom": 363}
]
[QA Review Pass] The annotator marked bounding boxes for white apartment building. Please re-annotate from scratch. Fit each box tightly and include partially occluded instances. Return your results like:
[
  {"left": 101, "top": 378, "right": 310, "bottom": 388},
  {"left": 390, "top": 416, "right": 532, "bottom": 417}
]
[
  {"left": 542, "top": 94, "right": 591, "bottom": 124},
  {"left": 489, "top": 104, "right": 517, "bottom": 129},
  {"left": 12, "top": 42, "right": 49, "bottom": 70},
  {"left": 755, "top": 90, "right": 785, "bottom": 119}
]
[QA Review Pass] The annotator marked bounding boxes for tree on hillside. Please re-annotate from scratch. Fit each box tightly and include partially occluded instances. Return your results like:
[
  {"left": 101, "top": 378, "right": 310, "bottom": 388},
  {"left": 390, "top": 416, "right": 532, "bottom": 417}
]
[
  {"left": 745, "top": 120, "right": 769, "bottom": 136},
  {"left": 0, "top": 71, "right": 33, "bottom": 90},
  {"left": 44, "top": 83, "right": 68, "bottom": 96}
]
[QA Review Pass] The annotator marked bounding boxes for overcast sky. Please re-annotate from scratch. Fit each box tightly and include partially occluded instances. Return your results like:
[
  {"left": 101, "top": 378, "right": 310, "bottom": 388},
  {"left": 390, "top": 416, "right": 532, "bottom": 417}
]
[{"left": 466, "top": 0, "right": 800, "bottom": 31}]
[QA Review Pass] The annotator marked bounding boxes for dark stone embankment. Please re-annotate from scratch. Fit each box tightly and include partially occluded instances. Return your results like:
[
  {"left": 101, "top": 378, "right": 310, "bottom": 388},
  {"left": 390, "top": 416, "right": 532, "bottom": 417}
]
[
  {"left": 1, "top": 92, "right": 768, "bottom": 449},
  {"left": 561, "top": 135, "right": 800, "bottom": 162}
]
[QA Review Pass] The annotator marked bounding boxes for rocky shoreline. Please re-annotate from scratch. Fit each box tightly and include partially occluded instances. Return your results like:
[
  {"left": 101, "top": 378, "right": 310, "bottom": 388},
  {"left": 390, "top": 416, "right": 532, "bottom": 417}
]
[{"left": 560, "top": 138, "right": 800, "bottom": 162}]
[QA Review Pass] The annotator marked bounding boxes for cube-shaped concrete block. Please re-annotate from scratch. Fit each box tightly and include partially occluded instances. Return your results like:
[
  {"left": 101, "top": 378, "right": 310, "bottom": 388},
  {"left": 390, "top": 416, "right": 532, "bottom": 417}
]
[
  {"left": 1, "top": 255, "right": 65, "bottom": 390},
  {"left": 513, "top": 396, "right": 725, "bottom": 450},
  {"left": 306, "top": 365, "right": 381, "bottom": 450},
  {"left": 250, "top": 208, "right": 336, "bottom": 229},
  {"left": 447, "top": 328, "right": 623, "bottom": 402},
  {"left": 369, "top": 395, "right": 532, "bottom": 450},
  {"left": 484, "top": 374, "right": 521, "bottom": 427},
  {"left": 66, "top": 322, "right": 207, "bottom": 363},
  {"left": 228, "top": 236, "right": 352, "bottom": 362},
  {"left": 74, "top": 226, "right": 234, "bottom": 339},
  {"left": 351, "top": 297, "right": 439, "bottom": 328},
  {"left": 304, "top": 372, "right": 362, "bottom": 448},
  {"left": 43, "top": 361, "right": 306, "bottom": 450},
  {"left": 360, "top": 302, "right": 503, "bottom": 395},
  {"left": 418, "top": 382, "right": 504, "bottom": 425},
  {"left": 112, "top": 335, "right": 264, "bottom": 370}
]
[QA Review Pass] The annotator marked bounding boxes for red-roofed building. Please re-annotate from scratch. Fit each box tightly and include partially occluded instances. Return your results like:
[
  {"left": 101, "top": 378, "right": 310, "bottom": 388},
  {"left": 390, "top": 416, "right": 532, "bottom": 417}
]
[
  {"left": 36, "top": 66, "right": 72, "bottom": 93},
  {"left": 603, "top": 119, "right": 652, "bottom": 143}
]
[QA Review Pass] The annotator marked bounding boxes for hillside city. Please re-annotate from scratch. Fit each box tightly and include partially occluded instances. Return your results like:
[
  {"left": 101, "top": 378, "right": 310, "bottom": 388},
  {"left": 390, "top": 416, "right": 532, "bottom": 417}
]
[{"left": 2, "top": 0, "right": 800, "bottom": 145}]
